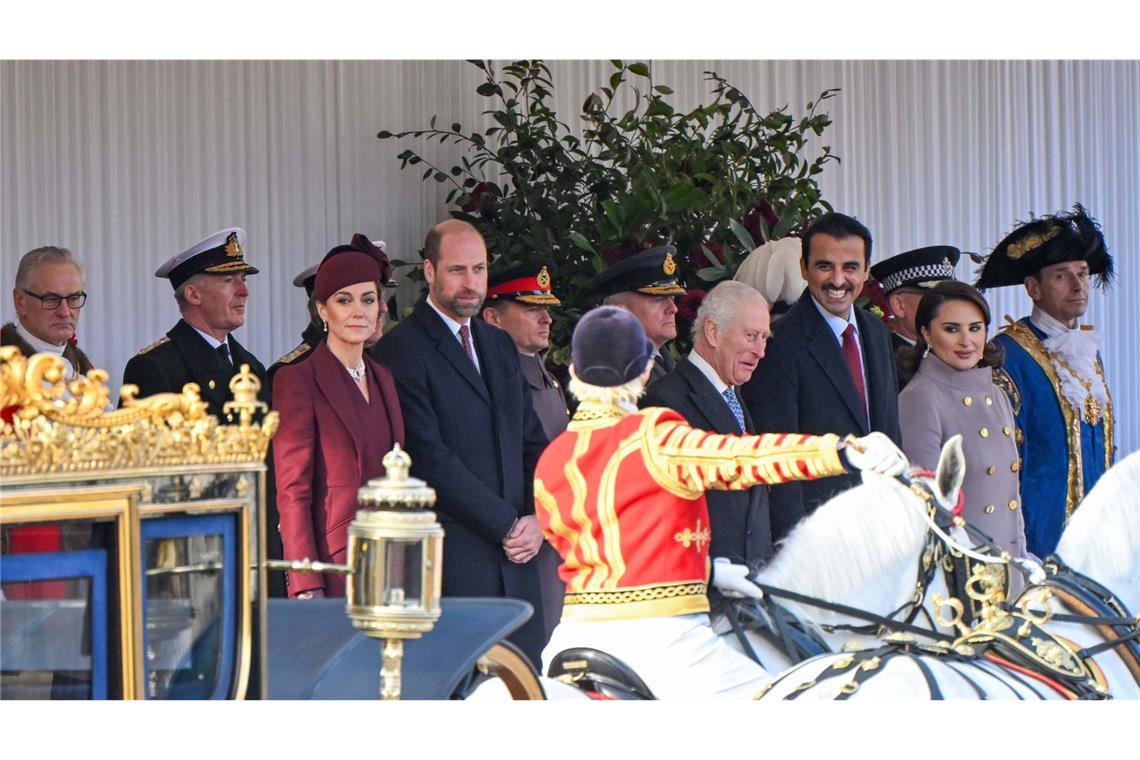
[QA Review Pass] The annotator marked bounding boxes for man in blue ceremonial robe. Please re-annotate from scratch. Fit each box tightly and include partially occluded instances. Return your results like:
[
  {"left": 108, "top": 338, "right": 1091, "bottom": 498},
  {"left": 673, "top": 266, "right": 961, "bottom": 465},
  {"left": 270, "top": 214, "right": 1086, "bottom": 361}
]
[{"left": 975, "top": 204, "right": 1116, "bottom": 558}]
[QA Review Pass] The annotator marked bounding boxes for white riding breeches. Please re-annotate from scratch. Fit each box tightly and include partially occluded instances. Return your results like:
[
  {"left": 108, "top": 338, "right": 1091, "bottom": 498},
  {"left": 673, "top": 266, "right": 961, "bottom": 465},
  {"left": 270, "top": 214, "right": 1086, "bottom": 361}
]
[{"left": 541, "top": 613, "right": 771, "bottom": 699}]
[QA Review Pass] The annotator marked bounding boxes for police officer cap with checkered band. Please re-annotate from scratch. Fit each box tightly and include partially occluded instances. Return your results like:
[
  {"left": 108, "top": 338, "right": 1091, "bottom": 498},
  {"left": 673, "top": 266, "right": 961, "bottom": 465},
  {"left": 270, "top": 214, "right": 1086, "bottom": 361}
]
[{"left": 870, "top": 246, "right": 961, "bottom": 295}]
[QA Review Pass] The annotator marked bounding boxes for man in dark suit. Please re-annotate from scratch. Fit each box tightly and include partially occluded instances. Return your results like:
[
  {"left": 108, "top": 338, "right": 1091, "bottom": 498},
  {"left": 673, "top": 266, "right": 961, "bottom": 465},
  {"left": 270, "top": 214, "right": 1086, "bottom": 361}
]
[
  {"left": 642, "top": 280, "right": 777, "bottom": 568},
  {"left": 740, "top": 213, "right": 901, "bottom": 541},
  {"left": 371, "top": 219, "right": 550, "bottom": 667},
  {"left": 122, "top": 227, "right": 268, "bottom": 419},
  {"left": 591, "top": 246, "right": 687, "bottom": 386}
]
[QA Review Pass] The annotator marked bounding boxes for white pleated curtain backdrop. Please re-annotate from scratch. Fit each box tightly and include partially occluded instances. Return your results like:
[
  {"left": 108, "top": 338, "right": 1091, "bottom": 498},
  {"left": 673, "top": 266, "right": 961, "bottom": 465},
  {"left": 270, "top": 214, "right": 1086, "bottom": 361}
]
[{"left": 2, "top": 60, "right": 1137, "bottom": 455}]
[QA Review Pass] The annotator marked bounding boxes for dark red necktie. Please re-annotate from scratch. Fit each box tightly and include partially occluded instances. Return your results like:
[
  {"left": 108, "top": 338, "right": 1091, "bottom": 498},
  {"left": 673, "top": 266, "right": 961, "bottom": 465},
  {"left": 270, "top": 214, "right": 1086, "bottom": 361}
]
[
  {"left": 842, "top": 323, "right": 868, "bottom": 423},
  {"left": 458, "top": 323, "right": 477, "bottom": 369}
]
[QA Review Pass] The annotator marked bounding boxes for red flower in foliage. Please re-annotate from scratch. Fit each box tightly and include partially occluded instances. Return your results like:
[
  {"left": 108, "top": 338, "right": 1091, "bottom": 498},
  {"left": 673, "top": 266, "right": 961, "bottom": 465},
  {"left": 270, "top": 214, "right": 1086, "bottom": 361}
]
[
  {"left": 742, "top": 200, "right": 780, "bottom": 245},
  {"left": 689, "top": 241, "right": 723, "bottom": 269},
  {"left": 675, "top": 288, "right": 707, "bottom": 331},
  {"left": 460, "top": 182, "right": 497, "bottom": 216},
  {"left": 856, "top": 279, "right": 893, "bottom": 324}
]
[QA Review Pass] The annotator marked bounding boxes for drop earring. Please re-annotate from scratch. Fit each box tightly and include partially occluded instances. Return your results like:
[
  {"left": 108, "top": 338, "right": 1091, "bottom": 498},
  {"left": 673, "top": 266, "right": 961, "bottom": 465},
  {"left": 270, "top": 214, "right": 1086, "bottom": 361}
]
[{"left": 322, "top": 319, "right": 328, "bottom": 333}]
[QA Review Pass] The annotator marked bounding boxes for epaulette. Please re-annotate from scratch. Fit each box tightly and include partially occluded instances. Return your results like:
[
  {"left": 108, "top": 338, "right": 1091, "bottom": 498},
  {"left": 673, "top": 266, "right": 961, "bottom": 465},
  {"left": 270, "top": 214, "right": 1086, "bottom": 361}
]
[
  {"left": 136, "top": 336, "right": 171, "bottom": 356},
  {"left": 273, "top": 342, "right": 311, "bottom": 367}
]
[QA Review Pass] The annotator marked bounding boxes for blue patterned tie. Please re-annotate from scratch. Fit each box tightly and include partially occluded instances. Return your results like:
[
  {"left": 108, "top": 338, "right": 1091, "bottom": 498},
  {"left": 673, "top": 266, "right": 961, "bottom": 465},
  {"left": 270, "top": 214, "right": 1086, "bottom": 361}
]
[{"left": 723, "top": 387, "right": 746, "bottom": 433}]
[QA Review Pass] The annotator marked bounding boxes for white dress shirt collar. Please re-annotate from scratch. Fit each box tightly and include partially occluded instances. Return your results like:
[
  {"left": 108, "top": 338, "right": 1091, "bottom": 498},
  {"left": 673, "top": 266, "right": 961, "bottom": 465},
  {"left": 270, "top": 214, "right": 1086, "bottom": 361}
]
[{"left": 687, "top": 349, "right": 730, "bottom": 395}]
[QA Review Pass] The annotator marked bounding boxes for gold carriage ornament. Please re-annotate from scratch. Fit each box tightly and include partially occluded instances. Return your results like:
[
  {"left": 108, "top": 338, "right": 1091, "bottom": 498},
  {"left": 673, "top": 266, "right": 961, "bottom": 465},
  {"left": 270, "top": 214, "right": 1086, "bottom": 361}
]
[
  {"left": 270, "top": 444, "right": 445, "bottom": 700},
  {"left": 0, "top": 348, "right": 277, "bottom": 475}
]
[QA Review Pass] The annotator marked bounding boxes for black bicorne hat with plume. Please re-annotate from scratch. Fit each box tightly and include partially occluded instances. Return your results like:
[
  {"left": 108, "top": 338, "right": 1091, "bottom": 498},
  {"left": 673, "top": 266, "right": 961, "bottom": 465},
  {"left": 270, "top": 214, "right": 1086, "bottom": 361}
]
[{"left": 974, "top": 204, "right": 1113, "bottom": 291}]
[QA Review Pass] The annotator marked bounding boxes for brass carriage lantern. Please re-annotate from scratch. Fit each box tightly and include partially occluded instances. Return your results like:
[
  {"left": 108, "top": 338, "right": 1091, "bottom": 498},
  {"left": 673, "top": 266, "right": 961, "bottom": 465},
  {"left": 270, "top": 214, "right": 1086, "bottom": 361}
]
[{"left": 346, "top": 443, "right": 444, "bottom": 700}]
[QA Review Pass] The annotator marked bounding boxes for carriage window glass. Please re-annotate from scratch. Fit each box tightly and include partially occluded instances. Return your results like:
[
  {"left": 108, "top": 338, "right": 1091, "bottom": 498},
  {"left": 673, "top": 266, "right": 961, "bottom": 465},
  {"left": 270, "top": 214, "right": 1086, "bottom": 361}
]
[
  {"left": 0, "top": 577, "right": 96, "bottom": 700},
  {"left": 143, "top": 534, "right": 224, "bottom": 699}
]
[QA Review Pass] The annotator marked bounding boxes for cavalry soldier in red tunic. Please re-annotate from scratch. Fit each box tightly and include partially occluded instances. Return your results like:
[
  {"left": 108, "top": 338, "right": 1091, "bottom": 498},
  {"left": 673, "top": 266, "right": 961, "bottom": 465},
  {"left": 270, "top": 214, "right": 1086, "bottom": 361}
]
[{"left": 535, "top": 306, "right": 908, "bottom": 698}]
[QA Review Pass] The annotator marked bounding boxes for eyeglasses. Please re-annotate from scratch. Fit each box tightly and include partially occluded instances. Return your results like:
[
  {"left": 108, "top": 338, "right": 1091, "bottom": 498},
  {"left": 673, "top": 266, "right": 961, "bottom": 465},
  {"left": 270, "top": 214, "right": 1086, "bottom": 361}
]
[{"left": 20, "top": 288, "right": 88, "bottom": 309}]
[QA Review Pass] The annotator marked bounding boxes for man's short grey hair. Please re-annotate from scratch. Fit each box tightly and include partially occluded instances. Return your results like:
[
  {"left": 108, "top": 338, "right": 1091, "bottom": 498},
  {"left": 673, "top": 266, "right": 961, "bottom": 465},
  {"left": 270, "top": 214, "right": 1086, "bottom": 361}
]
[
  {"left": 173, "top": 273, "right": 205, "bottom": 312},
  {"left": 691, "top": 280, "right": 768, "bottom": 342},
  {"left": 602, "top": 291, "right": 634, "bottom": 308},
  {"left": 14, "top": 246, "right": 83, "bottom": 290}
]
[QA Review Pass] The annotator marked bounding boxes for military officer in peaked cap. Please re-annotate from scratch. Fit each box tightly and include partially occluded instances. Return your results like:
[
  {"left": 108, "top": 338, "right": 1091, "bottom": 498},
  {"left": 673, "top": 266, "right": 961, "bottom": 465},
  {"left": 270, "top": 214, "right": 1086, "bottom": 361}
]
[
  {"left": 974, "top": 204, "right": 1116, "bottom": 558},
  {"left": 870, "top": 246, "right": 961, "bottom": 389},
  {"left": 482, "top": 260, "right": 569, "bottom": 439},
  {"left": 266, "top": 262, "right": 322, "bottom": 395},
  {"left": 121, "top": 227, "right": 269, "bottom": 419},
  {"left": 482, "top": 259, "right": 569, "bottom": 641},
  {"left": 590, "top": 245, "right": 687, "bottom": 386}
]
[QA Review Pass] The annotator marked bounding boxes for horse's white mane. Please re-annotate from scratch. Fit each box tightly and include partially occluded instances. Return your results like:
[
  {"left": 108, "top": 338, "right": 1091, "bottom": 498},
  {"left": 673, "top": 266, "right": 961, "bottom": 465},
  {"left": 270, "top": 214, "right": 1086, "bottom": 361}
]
[
  {"left": 1056, "top": 448, "right": 1140, "bottom": 586},
  {"left": 756, "top": 472, "right": 929, "bottom": 608}
]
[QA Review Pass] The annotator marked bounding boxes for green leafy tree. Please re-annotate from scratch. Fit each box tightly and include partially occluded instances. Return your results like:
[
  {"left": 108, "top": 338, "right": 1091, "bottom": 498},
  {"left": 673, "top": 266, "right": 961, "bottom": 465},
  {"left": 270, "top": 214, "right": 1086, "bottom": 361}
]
[{"left": 379, "top": 60, "right": 839, "bottom": 361}]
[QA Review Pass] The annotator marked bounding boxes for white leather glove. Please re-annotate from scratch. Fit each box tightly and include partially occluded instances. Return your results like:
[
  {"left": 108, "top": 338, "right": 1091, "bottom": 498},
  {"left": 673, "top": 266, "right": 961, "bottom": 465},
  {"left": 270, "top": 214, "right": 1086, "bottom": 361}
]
[
  {"left": 711, "top": 558, "right": 763, "bottom": 600},
  {"left": 843, "top": 432, "right": 908, "bottom": 477}
]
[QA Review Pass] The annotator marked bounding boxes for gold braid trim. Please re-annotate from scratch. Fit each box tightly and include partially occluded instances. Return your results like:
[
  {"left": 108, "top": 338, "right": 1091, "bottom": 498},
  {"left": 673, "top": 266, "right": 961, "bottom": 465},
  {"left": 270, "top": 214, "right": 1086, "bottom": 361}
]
[
  {"left": 1096, "top": 356, "right": 1115, "bottom": 470},
  {"left": 639, "top": 407, "right": 844, "bottom": 495},
  {"left": 561, "top": 581, "right": 710, "bottom": 621},
  {"left": 1001, "top": 322, "right": 1082, "bottom": 517}
]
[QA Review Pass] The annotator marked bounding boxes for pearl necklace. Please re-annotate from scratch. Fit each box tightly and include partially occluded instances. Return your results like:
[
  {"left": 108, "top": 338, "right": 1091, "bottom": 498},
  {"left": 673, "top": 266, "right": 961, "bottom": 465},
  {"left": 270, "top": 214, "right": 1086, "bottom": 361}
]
[{"left": 346, "top": 363, "right": 366, "bottom": 382}]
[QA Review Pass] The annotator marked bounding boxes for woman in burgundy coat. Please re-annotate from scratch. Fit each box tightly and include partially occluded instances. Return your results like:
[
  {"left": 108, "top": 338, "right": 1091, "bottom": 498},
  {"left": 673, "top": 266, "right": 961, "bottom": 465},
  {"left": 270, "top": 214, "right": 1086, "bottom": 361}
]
[{"left": 273, "top": 236, "right": 404, "bottom": 598}]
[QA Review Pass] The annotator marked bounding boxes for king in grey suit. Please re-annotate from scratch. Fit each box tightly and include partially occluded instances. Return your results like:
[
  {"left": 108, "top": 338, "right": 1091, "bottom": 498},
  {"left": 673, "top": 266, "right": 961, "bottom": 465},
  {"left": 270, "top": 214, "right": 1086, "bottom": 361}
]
[
  {"left": 370, "top": 221, "right": 549, "bottom": 667},
  {"left": 741, "top": 214, "right": 901, "bottom": 541},
  {"left": 641, "top": 281, "right": 777, "bottom": 567}
]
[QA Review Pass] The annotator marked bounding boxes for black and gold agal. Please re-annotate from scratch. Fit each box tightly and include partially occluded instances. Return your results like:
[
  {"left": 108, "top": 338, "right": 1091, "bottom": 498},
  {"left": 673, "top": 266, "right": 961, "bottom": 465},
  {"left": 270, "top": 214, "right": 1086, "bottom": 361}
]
[
  {"left": 975, "top": 204, "right": 1113, "bottom": 290},
  {"left": 590, "top": 245, "right": 688, "bottom": 298},
  {"left": 156, "top": 227, "right": 260, "bottom": 289}
]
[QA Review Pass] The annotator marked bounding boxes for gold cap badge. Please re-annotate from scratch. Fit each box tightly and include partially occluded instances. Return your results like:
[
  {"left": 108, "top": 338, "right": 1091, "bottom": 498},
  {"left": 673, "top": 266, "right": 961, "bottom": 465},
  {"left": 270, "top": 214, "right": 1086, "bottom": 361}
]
[
  {"left": 537, "top": 265, "right": 551, "bottom": 289},
  {"left": 225, "top": 232, "right": 243, "bottom": 258},
  {"left": 663, "top": 252, "right": 676, "bottom": 276}
]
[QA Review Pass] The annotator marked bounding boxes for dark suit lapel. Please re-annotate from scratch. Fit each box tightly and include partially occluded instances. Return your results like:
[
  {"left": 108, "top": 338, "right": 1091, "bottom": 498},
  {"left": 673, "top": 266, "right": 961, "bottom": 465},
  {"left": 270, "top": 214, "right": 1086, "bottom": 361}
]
[
  {"left": 677, "top": 358, "right": 741, "bottom": 434},
  {"left": 473, "top": 320, "right": 509, "bottom": 411},
  {"left": 311, "top": 343, "right": 364, "bottom": 471},
  {"left": 169, "top": 320, "right": 230, "bottom": 411},
  {"left": 797, "top": 296, "right": 868, "bottom": 433},
  {"left": 413, "top": 299, "right": 491, "bottom": 405},
  {"left": 856, "top": 308, "right": 895, "bottom": 430}
]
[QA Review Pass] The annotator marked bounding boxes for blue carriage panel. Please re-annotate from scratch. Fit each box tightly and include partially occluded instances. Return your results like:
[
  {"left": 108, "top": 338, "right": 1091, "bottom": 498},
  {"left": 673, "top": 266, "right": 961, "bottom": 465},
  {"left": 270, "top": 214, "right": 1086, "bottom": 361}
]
[
  {"left": 0, "top": 549, "right": 109, "bottom": 699},
  {"left": 139, "top": 513, "right": 238, "bottom": 700}
]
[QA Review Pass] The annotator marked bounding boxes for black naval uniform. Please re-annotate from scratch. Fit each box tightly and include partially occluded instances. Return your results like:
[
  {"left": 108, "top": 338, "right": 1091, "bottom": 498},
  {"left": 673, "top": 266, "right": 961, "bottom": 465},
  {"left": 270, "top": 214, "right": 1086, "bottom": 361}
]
[
  {"left": 266, "top": 321, "right": 324, "bottom": 396},
  {"left": 121, "top": 319, "right": 269, "bottom": 418}
]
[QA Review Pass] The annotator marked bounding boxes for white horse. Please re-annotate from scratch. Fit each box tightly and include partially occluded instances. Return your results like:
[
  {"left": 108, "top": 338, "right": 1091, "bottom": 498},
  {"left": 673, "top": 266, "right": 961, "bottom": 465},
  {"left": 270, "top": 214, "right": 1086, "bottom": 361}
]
[
  {"left": 1010, "top": 448, "right": 1140, "bottom": 697},
  {"left": 729, "top": 437, "right": 1109, "bottom": 698}
]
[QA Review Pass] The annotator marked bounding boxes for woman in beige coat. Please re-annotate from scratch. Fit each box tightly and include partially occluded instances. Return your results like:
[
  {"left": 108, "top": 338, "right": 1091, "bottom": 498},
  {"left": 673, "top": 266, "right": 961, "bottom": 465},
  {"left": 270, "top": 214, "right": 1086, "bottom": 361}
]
[{"left": 897, "top": 281, "right": 1028, "bottom": 560}]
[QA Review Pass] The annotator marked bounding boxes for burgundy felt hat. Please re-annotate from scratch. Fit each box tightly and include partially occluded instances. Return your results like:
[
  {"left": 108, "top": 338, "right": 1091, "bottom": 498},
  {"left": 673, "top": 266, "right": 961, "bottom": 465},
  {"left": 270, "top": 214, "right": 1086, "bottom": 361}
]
[{"left": 313, "top": 234, "right": 396, "bottom": 301}]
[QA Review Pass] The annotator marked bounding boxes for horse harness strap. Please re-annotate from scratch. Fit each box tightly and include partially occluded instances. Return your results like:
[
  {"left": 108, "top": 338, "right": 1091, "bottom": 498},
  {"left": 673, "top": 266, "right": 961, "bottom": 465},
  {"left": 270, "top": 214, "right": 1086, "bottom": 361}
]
[{"left": 751, "top": 581, "right": 957, "bottom": 644}]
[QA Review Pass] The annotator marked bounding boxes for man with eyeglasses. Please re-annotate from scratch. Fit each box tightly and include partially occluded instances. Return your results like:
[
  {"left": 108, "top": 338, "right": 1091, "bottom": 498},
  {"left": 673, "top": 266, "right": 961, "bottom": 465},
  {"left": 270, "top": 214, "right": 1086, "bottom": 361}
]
[
  {"left": 121, "top": 227, "right": 268, "bottom": 419},
  {"left": 3, "top": 245, "right": 94, "bottom": 381},
  {"left": 3, "top": 246, "right": 96, "bottom": 581}
]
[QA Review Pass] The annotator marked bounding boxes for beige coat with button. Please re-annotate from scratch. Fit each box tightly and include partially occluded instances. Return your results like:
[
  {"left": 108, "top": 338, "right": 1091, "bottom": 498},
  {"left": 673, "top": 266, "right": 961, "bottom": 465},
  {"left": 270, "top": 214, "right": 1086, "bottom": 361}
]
[{"left": 898, "top": 353, "right": 1027, "bottom": 560}]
